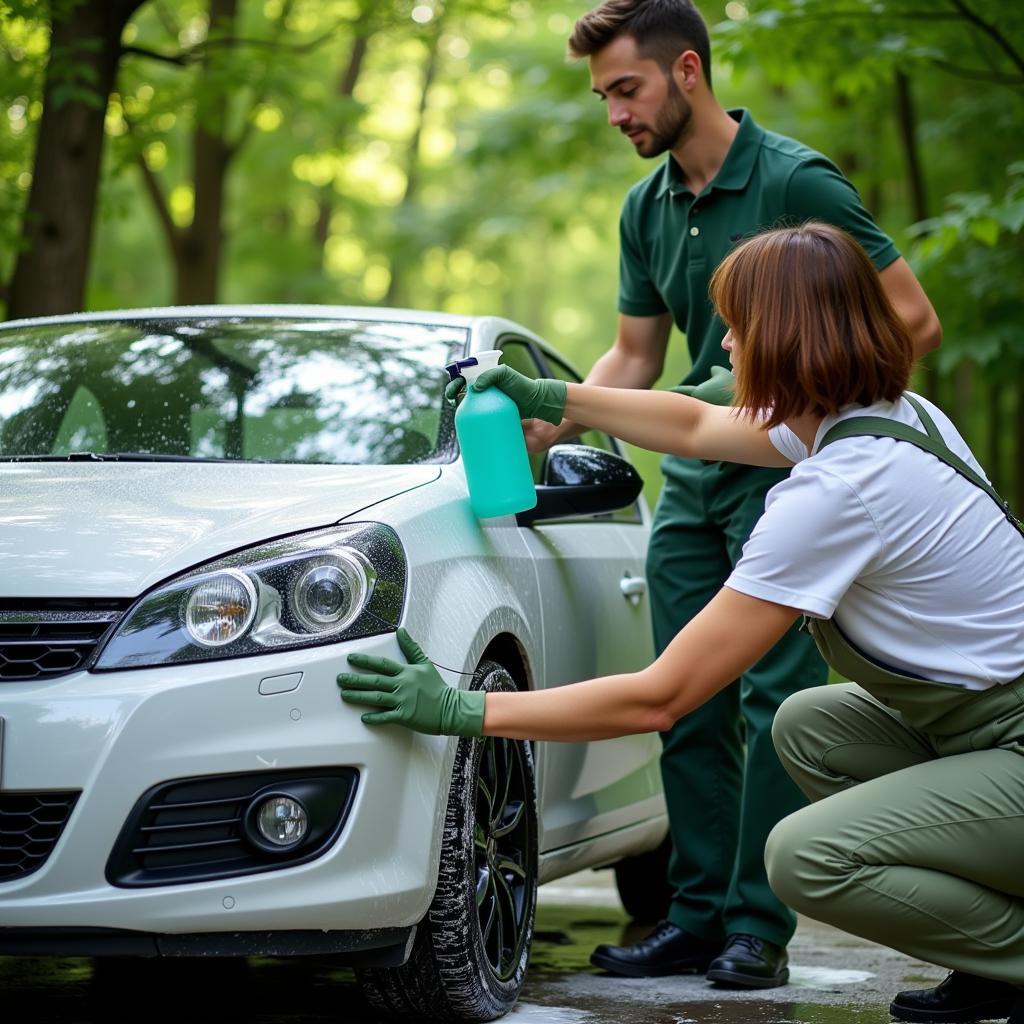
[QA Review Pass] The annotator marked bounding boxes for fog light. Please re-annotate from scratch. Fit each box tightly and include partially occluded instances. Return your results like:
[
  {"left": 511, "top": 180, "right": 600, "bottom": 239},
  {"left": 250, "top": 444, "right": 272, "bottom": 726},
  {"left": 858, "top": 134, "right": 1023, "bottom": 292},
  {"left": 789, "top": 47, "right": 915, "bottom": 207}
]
[
  {"left": 256, "top": 795, "right": 308, "bottom": 847},
  {"left": 184, "top": 571, "right": 257, "bottom": 647}
]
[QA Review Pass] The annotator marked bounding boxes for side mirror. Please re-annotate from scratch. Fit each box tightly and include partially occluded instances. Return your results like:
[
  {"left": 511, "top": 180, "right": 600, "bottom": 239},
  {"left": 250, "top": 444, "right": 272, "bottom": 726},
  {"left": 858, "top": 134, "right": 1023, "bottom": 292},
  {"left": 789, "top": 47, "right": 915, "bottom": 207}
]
[{"left": 515, "top": 444, "right": 643, "bottom": 527}]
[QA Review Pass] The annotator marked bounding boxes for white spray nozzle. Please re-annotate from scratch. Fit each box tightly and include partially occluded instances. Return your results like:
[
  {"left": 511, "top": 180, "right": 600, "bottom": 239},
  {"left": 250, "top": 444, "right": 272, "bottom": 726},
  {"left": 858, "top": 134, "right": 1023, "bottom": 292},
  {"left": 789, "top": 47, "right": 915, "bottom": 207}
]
[{"left": 454, "top": 349, "right": 502, "bottom": 384}]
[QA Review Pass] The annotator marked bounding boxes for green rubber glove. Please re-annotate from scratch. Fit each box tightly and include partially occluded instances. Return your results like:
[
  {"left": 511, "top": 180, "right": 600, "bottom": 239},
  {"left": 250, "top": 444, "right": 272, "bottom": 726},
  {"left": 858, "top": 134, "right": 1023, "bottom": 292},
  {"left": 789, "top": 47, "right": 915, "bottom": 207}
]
[
  {"left": 338, "top": 627, "right": 485, "bottom": 737},
  {"left": 444, "top": 377, "right": 466, "bottom": 406},
  {"left": 445, "top": 365, "right": 567, "bottom": 425},
  {"left": 671, "top": 365, "right": 735, "bottom": 406}
]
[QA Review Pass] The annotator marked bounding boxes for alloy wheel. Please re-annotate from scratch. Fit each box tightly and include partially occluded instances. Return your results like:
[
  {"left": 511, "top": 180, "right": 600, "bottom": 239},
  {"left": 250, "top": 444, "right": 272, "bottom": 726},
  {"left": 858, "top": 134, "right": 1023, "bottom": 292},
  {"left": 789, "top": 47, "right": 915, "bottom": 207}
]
[{"left": 473, "top": 734, "right": 533, "bottom": 981}]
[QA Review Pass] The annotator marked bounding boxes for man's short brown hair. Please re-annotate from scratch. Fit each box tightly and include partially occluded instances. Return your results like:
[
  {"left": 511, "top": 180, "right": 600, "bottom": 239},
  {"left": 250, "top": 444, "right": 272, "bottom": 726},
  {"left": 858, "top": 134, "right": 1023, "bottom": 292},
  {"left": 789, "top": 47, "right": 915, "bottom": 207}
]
[
  {"left": 709, "top": 223, "right": 913, "bottom": 428},
  {"left": 568, "top": 0, "right": 712, "bottom": 86}
]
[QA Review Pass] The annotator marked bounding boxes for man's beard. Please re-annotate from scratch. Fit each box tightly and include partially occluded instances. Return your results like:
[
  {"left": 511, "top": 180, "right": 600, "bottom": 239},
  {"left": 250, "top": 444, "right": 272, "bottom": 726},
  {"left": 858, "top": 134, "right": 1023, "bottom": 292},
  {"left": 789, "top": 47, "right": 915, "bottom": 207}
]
[{"left": 635, "top": 77, "right": 692, "bottom": 158}]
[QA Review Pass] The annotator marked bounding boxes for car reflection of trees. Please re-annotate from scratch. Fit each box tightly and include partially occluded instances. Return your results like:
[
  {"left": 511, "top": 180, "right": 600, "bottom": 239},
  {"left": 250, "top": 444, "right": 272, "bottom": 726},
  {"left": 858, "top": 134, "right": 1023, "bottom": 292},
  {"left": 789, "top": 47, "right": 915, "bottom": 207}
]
[
  {"left": 0, "top": 320, "right": 455, "bottom": 466},
  {"left": 112, "top": 590, "right": 183, "bottom": 643}
]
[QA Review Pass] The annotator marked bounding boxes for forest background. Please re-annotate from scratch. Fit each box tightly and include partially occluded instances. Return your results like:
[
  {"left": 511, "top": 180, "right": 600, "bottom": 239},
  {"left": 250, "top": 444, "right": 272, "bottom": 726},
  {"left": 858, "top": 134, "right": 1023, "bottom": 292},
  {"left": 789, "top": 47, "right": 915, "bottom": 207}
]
[{"left": 1, "top": 0, "right": 1022, "bottom": 507}]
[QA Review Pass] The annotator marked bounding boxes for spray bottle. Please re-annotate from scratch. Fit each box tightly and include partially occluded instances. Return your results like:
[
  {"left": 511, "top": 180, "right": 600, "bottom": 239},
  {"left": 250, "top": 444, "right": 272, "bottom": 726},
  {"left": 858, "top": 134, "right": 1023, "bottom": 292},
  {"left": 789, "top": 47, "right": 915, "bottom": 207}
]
[{"left": 446, "top": 350, "right": 537, "bottom": 519}]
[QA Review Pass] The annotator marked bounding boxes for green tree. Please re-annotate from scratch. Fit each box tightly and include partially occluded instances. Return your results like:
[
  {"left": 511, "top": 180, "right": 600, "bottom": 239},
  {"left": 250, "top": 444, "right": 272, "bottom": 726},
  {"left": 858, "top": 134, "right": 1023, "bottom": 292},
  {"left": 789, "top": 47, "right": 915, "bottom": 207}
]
[
  {"left": 716, "top": 0, "right": 1024, "bottom": 498},
  {"left": 3, "top": 0, "right": 1021, "bottom": 506},
  {"left": 5, "top": 0, "right": 148, "bottom": 319},
  {"left": 115, "top": 0, "right": 365, "bottom": 303}
]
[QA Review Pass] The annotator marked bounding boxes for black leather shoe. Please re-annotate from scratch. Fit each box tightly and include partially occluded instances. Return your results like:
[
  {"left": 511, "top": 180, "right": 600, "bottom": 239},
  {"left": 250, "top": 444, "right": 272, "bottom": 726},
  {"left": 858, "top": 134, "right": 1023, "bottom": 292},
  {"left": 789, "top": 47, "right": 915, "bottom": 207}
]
[
  {"left": 590, "top": 921, "right": 719, "bottom": 977},
  {"left": 705, "top": 933, "right": 789, "bottom": 989},
  {"left": 890, "top": 971, "right": 1019, "bottom": 1023}
]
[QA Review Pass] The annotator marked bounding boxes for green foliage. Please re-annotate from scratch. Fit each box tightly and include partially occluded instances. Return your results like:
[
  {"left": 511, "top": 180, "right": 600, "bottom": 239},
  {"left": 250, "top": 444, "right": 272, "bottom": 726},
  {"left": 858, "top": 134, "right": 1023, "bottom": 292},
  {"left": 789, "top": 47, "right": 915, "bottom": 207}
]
[
  {"left": 714, "top": 0, "right": 1024, "bottom": 498},
  {"left": 2, "top": 0, "right": 1023, "bottom": 504},
  {"left": 0, "top": 2, "right": 46, "bottom": 272},
  {"left": 910, "top": 163, "right": 1024, "bottom": 371},
  {"left": 913, "top": 163, "right": 1024, "bottom": 261},
  {"left": 717, "top": 0, "right": 1024, "bottom": 92}
]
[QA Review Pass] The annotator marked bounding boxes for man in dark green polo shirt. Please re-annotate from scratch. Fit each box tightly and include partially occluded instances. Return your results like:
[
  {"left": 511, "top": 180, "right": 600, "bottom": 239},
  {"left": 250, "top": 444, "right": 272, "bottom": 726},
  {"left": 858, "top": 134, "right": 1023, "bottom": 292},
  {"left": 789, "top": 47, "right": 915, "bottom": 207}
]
[{"left": 520, "top": 0, "right": 941, "bottom": 993}]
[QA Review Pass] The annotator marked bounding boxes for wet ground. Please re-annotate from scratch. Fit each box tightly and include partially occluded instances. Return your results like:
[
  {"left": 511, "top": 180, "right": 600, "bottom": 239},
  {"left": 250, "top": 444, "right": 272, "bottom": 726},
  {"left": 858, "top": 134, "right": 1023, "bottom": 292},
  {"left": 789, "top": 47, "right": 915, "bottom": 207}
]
[
  {"left": 518, "top": 870, "right": 947, "bottom": 1024},
  {"left": 1, "top": 871, "right": 950, "bottom": 1023}
]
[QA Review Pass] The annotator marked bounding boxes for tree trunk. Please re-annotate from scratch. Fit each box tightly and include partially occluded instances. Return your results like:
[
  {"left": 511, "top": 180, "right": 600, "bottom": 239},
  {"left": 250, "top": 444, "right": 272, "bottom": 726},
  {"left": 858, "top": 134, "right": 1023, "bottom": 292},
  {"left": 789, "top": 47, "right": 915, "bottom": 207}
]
[
  {"left": 384, "top": 13, "right": 445, "bottom": 307},
  {"left": 986, "top": 372, "right": 1004, "bottom": 495},
  {"left": 893, "top": 70, "right": 940, "bottom": 403},
  {"left": 315, "top": 19, "right": 373, "bottom": 259},
  {"left": 830, "top": 92, "right": 861, "bottom": 180},
  {"left": 7, "top": 0, "right": 146, "bottom": 320},
  {"left": 173, "top": 0, "right": 238, "bottom": 305},
  {"left": 952, "top": 361, "right": 974, "bottom": 435},
  {"left": 894, "top": 73, "right": 928, "bottom": 224},
  {"left": 1016, "top": 359, "right": 1024, "bottom": 515},
  {"left": 175, "top": 123, "right": 232, "bottom": 304}
]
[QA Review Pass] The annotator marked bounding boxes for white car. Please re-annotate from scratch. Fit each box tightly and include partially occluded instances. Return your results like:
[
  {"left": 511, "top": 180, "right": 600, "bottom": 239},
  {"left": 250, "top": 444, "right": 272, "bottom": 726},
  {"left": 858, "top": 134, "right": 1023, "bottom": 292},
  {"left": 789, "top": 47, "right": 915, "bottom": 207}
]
[{"left": 0, "top": 306, "right": 666, "bottom": 1021}]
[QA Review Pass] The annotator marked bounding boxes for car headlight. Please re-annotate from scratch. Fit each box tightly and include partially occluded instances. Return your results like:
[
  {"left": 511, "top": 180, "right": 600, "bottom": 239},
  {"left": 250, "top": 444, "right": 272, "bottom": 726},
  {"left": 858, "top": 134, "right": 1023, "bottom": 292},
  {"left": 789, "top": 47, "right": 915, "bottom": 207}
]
[
  {"left": 185, "top": 570, "right": 259, "bottom": 647},
  {"left": 93, "top": 523, "right": 406, "bottom": 671},
  {"left": 291, "top": 556, "right": 368, "bottom": 632}
]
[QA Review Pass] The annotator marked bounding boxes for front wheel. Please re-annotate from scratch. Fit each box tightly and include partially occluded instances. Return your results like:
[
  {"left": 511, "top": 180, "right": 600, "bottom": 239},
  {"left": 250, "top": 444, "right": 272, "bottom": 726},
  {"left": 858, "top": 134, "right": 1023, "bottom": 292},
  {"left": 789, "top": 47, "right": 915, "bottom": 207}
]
[{"left": 356, "top": 661, "right": 537, "bottom": 1022}]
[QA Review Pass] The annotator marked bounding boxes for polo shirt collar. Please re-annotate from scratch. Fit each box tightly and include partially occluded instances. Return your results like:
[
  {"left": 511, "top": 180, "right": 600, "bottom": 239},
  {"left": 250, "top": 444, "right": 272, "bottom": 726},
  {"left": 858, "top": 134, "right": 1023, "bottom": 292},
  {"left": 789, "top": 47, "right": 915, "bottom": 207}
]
[{"left": 655, "top": 108, "right": 764, "bottom": 199}]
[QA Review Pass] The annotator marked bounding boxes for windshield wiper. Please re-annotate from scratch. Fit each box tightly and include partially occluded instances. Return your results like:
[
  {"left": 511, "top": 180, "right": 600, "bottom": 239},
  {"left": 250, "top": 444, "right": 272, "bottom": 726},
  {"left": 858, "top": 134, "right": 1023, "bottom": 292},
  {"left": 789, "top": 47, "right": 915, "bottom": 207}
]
[{"left": 0, "top": 452, "right": 257, "bottom": 463}]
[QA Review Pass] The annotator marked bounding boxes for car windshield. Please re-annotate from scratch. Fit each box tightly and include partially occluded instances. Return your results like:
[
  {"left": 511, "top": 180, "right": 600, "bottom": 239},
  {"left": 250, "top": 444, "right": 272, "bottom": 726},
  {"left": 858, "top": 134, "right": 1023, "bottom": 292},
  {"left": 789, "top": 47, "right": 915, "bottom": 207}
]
[{"left": 0, "top": 315, "right": 465, "bottom": 465}]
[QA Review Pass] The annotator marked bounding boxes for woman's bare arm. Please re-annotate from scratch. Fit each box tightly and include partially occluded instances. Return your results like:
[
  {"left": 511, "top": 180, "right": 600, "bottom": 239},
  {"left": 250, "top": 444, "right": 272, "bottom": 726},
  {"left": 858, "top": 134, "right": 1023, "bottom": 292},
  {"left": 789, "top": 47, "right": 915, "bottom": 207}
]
[
  {"left": 482, "top": 589, "right": 801, "bottom": 741},
  {"left": 562, "top": 383, "right": 791, "bottom": 467}
]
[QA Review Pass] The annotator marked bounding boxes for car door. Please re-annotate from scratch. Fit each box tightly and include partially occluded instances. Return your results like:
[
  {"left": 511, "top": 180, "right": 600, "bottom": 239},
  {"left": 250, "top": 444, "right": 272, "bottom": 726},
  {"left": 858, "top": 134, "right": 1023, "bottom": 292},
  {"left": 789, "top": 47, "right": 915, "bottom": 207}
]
[{"left": 500, "top": 338, "right": 661, "bottom": 853}]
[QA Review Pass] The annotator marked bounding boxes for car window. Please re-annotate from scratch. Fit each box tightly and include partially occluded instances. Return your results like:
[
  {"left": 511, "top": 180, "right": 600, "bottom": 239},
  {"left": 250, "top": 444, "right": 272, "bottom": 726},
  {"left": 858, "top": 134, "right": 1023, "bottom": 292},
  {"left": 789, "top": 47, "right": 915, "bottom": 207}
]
[
  {"left": 0, "top": 317, "right": 466, "bottom": 465},
  {"left": 498, "top": 339, "right": 547, "bottom": 484},
  {"left": 53, "top": 385, "right": 108, "bottom": 452},
  {"left": 539, "top": 350, "right": 643, "bottom": 524},
  {"left": 539, "top": 353, "right": 620, "bottom": 456}
]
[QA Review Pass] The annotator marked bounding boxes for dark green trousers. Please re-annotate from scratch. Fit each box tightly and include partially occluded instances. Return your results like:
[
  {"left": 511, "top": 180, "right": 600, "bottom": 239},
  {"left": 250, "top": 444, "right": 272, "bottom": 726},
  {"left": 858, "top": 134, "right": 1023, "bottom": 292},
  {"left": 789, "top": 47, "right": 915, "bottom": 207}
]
[{"left": 648, "top": 456, "right": 828, "bottom": 948}]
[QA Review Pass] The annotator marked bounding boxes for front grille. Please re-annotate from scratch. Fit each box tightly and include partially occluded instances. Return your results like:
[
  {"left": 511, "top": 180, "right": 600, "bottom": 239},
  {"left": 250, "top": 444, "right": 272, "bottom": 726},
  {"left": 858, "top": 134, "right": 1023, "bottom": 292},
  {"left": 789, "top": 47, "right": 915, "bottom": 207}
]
[
  {"left": 0, "top": 603, "right": 127, "bottom": 682},
  {"left": 0, "top": 791, "right": 80, "bottom": 881},
  {"left": 108, "top": 768, "right": 358, "bottom": 887}
]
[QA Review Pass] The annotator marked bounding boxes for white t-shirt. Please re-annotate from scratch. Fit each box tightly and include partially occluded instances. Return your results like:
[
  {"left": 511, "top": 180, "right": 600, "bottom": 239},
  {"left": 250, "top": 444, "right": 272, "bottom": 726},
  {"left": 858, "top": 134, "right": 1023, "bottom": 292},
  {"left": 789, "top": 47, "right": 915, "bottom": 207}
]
[{"left": 725, "top": 393, "right": 1024, "bottom": 690}]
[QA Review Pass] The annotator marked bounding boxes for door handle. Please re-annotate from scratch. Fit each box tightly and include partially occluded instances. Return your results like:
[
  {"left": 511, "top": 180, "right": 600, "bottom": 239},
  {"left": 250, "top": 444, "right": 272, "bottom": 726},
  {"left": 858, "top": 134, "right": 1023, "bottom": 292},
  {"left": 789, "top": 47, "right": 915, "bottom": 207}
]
[{"left": 620, "top": 574, "right": 647, "bottom": 605}]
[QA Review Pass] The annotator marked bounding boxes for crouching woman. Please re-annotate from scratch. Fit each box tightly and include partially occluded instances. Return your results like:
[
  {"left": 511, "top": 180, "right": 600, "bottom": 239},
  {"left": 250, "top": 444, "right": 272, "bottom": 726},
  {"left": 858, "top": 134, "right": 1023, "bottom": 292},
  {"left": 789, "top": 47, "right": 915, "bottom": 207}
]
[{"left": 339, "top": 223, "right": 1024, "bottom": 1022}]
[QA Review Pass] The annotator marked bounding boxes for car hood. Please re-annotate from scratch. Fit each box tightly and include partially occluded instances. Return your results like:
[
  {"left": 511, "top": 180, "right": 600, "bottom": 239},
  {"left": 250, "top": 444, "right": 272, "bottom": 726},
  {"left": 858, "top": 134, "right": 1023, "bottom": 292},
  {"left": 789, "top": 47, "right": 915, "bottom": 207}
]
[{"left": 0, "top": 462, "right": 440, "bottom": 598}]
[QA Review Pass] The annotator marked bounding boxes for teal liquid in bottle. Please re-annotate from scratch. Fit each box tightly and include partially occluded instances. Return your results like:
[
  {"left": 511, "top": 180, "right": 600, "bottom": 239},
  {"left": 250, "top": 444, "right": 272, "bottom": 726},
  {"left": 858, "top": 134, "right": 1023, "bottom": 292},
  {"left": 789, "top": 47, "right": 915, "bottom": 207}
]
[{"left": 446, "top": 351, "right": 537, "bottom": 518}]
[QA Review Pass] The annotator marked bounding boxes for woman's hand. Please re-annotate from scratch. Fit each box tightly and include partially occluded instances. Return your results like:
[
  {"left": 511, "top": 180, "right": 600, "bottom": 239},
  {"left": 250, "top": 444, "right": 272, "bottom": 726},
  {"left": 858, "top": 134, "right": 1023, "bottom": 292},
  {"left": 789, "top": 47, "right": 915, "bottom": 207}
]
[
  {"left": 338, "top": 628, "right": 486, "bottom": 737},
  {"left": 445, "top": 365, "right": 567, "bottom": 425}
]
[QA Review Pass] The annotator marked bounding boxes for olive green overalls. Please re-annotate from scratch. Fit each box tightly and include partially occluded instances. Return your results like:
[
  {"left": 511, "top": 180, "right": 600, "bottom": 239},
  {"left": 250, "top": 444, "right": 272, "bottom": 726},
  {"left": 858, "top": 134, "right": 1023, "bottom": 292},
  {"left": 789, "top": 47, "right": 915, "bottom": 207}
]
[{"left": 764, "top": 395, "right": 1024, "bottom": 983}]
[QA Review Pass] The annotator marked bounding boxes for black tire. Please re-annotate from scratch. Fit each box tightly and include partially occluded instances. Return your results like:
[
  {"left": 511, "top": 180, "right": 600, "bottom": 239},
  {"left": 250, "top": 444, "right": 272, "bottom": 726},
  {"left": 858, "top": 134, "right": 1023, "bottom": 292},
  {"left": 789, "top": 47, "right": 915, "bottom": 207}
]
[
  {"left": 613, "top": 834, "right": 673, "bottom": 924},
  {"left": 356, "top": 661, "right": 537, "bottom": 1022}
]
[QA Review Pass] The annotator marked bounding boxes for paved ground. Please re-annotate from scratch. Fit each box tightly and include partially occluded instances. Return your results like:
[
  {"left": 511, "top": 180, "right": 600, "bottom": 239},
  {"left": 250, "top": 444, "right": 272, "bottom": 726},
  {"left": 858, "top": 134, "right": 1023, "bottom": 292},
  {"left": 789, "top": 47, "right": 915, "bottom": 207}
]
[
  {"left": 516, "top": 870, "right": 948, "bottom": 1023},
  {"left": 1, "top": 869, "right": 952, "bottom": 1024}
]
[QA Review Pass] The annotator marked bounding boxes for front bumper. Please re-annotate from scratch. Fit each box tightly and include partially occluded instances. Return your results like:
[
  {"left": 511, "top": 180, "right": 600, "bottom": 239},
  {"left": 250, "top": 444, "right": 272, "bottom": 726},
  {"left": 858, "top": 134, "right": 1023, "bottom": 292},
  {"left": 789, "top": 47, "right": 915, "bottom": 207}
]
[{"left": 0, "top": 635, "right": 453, "bottom": 945}]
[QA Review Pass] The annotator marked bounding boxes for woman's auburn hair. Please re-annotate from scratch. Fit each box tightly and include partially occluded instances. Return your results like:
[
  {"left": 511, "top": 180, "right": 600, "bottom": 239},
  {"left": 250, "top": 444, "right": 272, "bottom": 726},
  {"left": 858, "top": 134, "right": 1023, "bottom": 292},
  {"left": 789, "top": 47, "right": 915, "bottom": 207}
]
[{"left": 709, "top": 222, "right": 913, "bottom": 428}]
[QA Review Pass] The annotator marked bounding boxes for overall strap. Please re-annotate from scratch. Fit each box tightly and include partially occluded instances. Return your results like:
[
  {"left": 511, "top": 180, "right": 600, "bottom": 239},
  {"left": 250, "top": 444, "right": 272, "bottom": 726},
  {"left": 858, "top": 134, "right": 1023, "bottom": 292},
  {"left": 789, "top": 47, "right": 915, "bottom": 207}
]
[
  {"left": 902, "top": 393, "right": 941, "bottom": 441},
  {"left": 817, "top": 395, "right": 1024, "bottom": 539}
]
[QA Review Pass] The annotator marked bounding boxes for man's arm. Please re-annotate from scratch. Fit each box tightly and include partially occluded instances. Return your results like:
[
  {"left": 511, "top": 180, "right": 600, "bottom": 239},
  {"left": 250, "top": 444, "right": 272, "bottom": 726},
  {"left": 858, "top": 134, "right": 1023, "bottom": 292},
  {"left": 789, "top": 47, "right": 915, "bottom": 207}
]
[
  {"left": 878, "top": 256, "right": 941, "bottom": 358},
  {"left": 785, "top": 161, "right": 941, "bottom": 359},
  {"left": 523, "top": 311, "right": 672, "bottom": 453}
]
